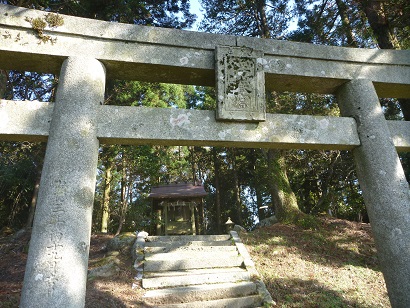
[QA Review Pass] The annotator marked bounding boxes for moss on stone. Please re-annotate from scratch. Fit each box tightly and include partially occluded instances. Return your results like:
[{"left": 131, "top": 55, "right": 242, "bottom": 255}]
[
  {"left": 29, "top": 17, "right": 47, "bottom": 32},
  {"left": 25, "top": 13, "right": 64, "bottom": 44},
  {"left": 92, "top": 255, "right": 119, "bottom": 268},
  {"left": 117, "top": 232, "right": 135, "bottom": 239},
  {"left": 45, "top": 13, "right": 64, "bottom": 28}
]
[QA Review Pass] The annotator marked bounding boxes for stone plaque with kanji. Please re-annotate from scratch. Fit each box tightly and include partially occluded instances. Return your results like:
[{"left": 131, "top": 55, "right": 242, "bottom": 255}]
[{"left": 216, "top": 46, "right": 265, "bottom": 122}]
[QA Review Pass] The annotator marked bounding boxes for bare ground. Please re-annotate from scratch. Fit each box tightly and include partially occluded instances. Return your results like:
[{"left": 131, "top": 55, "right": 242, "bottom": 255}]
[{"left": 0, "top": 217, "right": 390, "bottom": 307}]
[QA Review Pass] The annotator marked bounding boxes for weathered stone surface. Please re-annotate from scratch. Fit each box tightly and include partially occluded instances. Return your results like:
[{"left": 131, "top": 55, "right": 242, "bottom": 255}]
[
  {"left": 387, "top": 120, "right": 410, "bottom": 152},
  {"left": 233, "top": 225, "right": 247, "bottom": 233},
  {"left": 0, "top": 100, "right": 52, "bottom": 142},
  {"left": 257, "top": 215, "right": 279, "bottom": 228},
  {"left": 19, "top": 57, "right": 105, "bottom": 308},
  {"left": 97, "top": 106, "right": 361, "bottom": 150},
  {"left": 106, "top": 232, "right": 137, "bottom": 252},
  {"left": 215, "top": 46, "right": 265, "bottom": 122},
  {"left": 142, "top": 268, "right": 250, "bottom": 289},
  {"left": 87, "top": 256, "right": 120, "bottom": 279},
  {"left": 1, "top": 4, "right": 409, "bottom": 97},
  {"left": 132, "top": 231, "right": 148, "bottom": 260},
  {"left": 237, "top": 37, "right": 410, "bottom": 98},
  {"left": 143, "top": 281, "right": 257, "bottom": 305},
  {"left": 3, "top": 99, "right": 410, "bottom": 151},
  {"left": 140, "top": 233, "right": 267, "bottom": 308},
  {"left": 230, "top": 231, "right": 274, "bottom": 305},
  {"left": 337, "top": 79, "right": 410, "bottom": 308}
]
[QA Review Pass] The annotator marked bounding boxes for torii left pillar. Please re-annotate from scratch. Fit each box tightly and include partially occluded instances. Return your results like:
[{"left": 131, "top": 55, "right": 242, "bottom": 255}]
[{"left": 20, "top": 57, "right": 105, "bottom": 307}]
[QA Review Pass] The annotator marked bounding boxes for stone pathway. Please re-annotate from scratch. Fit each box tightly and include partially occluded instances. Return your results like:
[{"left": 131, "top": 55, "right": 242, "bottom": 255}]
[{"left": 135, "top": 231, "right": 273, "bottom": 308}]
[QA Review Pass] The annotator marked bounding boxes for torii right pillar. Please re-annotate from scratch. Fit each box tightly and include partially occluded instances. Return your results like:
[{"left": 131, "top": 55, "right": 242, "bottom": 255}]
[{"left": 336, "top": 79, "right": 410, "bottom": 308}]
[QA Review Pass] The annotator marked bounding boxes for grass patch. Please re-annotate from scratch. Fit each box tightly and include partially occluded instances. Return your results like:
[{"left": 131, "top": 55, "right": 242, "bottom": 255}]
[{"left": 242, "top": 216, "right": 390, "bottom": 307}]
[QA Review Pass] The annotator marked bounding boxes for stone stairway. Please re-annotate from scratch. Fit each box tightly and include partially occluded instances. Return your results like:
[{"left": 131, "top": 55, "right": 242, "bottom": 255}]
[{"left": 135, "top": 231, "right": 274, "bottom": 308}]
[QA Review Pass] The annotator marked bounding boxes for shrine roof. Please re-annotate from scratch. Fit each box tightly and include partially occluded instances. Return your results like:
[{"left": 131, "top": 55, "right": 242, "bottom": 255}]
[{"left": 149, "top": 183, "right": 207, "bottom": 199}]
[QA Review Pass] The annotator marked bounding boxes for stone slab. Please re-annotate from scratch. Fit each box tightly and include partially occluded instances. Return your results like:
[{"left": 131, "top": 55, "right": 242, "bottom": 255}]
[
  {"left": 215, "top": 46, "right": 265, "bottom": 122},
  {"left": 0, "top": 100, "right": 52, "bottom": 142},
  {"left": 97, "top": 106, "right": 361, "bottom": 150},
  {"left": 238, "top": 36, "right": 410, "bottom": 98},
  {"left": 143, "top": 267, "right": 249, "bottom": 278},
  {"left": 2, "top": 100, "right": 410, "bottom": 151},
  {"left": 142, "top": 268, "right": 250, "bottom": 289},
  {"left": 144, "top": 240, "right": 232, "bottom": 248},
  {"left": 154, "top": 295, "right": 262, "bottom": 308},
  {"left": 145, "top": 250, "right": 239, "bottom": 261},
  {"left": 144, "top": 256, "right": 244, "bottom": 272},
  {"left": 1, "top": 4, "right": 410, "bottom": 97},
  {"left": 146, "top": 234, "right": 230, "bottom": 242},
  {"left": 143, "top": 281, "right": 257, "bottom": 305},
  {"left": 145, "top": 245, "right": 237, "bottom": 254}
]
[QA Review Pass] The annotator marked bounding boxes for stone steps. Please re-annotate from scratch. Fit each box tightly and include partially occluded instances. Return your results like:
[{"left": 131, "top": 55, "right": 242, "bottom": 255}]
[
  {"left": 145, "top": 240, "right": 232, "bottom": 250},
  {"left": 144, "top": 255, "right": 244, "bottom": 271},
  {"left": 143, "top": 281, "right": 257, "bottom": 305},
  {"left": 139, "top": 232, "right": 273, "bottom": 307},
  {"left": 145, "top": 244, "right": 238, "bottom": 254},
  {"left": 143, "top": 267, "right": 249, "bottom": 278},
  {"left": 142, "top": 267, "right": 250, "bottom": 289},
  {"left": 145, "top": 249, "right": 239, "bottom": 260},
  {"left": 146, "top": 234, "right": 230, "bottom": 243},
  {"left": 149, "top": 295, "right": 263, "bottom": 308}
]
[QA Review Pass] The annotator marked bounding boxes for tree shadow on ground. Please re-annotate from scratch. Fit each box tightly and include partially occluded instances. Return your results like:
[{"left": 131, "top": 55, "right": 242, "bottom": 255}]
[
  {"left": 265, "top": 277, "right": 373, "bottom": 308},
  {"left": 0, "top": 231, "right": 145, "bottom": 308},
  {"left": 85, "top": 279, "right": 140, "bottom": 308},
  {"left": 247, "top": 217, "right": 380, "bottom": 271}
]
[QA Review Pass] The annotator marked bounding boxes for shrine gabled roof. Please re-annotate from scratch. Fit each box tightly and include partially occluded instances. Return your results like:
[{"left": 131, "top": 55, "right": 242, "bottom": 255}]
[{"left": 149, "top": 183, "right": 207, "bottom": 199}]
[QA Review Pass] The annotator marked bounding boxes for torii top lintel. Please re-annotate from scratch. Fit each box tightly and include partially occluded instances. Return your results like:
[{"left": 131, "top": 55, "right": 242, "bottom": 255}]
[{"left": 0, "top": 4, "right": 409, "bottom": 99}]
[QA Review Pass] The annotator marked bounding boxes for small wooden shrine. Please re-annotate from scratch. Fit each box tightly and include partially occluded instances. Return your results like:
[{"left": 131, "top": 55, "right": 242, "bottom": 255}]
[{"left": 149, "top": 183, "right": 207, "bottom": 235}]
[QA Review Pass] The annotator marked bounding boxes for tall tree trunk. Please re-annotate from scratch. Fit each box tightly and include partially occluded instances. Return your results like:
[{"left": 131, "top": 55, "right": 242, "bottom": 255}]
[
  {"left": 254, "top": 2, "right": 302, "bottom": 222},
  {"left": 256, "top": 187, "right": 266, "bottom": 221},
  {"left": 212, "top": 148, "right": 222, "bottom": 234},
  {"left": 335, "top": 0, "right": 357, "bottom": 47},
  {"left": 256, "top": 0, "right": 270, "bottom": 38},
  {"left": 361, "top": 0, "right": 400, "bottom": 49},
  {"left": 0, "top": 70, "right": 7, "bottom": 98},
  {"left": 251, "top": 149, "right": 267, "bottom": 221},
  {"left": 267, "top": 149, "right": 302, "bottom": 222},
  {"left": 115, "top": 161, "right": 128, "bottom": 235},
  {"left": 314, "top": 151, "right": 340, "bottom": 213},
  {"left": 190, "top": 146, "right": 197, "bottom": 185},
  {"left": 231, "top": 149, "right": 243, "bottom": 226},
  {"left": 101, "top": 163, "right": 113, "bottom": 233},
  {"left": 25, "top": 168, "right": 42, "bottom": 229}
]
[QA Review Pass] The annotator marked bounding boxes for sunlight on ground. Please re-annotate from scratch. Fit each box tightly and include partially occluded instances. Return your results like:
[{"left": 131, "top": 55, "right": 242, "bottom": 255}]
[{"left": 242, "top": 220, "right": 390, "bottom": 308}]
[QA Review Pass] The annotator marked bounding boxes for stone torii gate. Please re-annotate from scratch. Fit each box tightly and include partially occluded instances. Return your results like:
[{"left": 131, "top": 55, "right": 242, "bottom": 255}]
[{"left": 0, "top": 4, "right": 409, "bottom": 307}]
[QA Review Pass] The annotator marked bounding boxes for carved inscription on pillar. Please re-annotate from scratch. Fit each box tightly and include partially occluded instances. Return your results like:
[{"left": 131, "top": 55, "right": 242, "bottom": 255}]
[
  {"left": 216, "top": 46, "right": 265, "bottom": 122},
  {"left": 43, "top": 180, "right": 67, "bottom": 297}
]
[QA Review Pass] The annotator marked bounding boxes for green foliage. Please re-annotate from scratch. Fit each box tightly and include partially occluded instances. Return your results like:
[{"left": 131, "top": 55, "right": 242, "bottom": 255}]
[
  {"left": 109, "top": 81, "right": 196, "bottom": 109},
  {"left": 6, "top": 0, "right": 196, "bottom": 29},
  {"left": 0, "top": 142, "right": 44, "bottom": 229},
  {"left": 294, "top": 214, "right": 320, "bottom": 230},
  {"left": 199, "top": 0, "right": 291, "bottom": 38},
  {"left": 4, "top": 71, "right": 57, "bottom": 101},
  {"left": 291, "top": 0, "right": 372, "bottom": 47}
]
